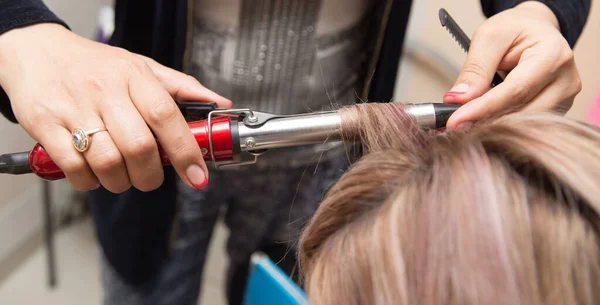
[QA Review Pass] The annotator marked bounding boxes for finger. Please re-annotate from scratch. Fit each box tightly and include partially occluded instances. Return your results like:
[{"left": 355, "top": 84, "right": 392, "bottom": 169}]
[
  {"left": 446, "top": 56, "right": 556, "bottom": 128},
  {"left": 497, "top": 43, "right": 529, "bottom": 71},
  {"left": 99, "top": 93, "right": 164, "bottom": 192},
  {"left": 82, "top": 130, "right": 132, "bottom": 193},
  {"left": 38, "top": 125, "right": 99, "bottom": 191},
  {"left": 64, "top": 115, "right": 132, "bottom": 193},
  {"left": 129, "top": 66, "right": 209, "bottom": 190},
  {"left": 443, "top": 26, "right": 515, "bottom": 104},
  {"left": 139, "top": 55, "right": 232, "bottom": 108},
  {"left": 520, "top": 63, "right": 581, "bottom": 114},
  {"left": 520, "top": 80, "right": 575, "bottom": 114}
]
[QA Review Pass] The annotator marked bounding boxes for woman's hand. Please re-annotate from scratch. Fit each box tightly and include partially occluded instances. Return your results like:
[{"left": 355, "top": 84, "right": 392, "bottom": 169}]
[
  {"left": 443, "top": 1, "right": 582, "bottom": 128},
  {"left": 0, "top": 23, "right": 232, "bottom": 193}
]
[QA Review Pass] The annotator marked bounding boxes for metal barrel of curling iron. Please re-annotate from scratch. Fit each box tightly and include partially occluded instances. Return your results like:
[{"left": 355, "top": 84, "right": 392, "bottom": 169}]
[{"left": 235, "top": 103, "right": 458, "bottom": 152}]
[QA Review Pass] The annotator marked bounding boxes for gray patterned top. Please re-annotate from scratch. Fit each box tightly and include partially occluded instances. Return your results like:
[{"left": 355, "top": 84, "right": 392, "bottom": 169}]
[{"left": 190, "top": 0, "right": 375, "bottom": 168}]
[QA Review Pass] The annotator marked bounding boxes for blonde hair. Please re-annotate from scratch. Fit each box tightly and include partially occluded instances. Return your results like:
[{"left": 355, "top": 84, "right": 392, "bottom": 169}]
[{"left": 298, "top": 103, "right": 600, "bottom": 305}]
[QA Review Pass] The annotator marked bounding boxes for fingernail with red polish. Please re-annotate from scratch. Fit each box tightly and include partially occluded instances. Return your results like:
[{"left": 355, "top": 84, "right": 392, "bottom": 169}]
[
  {"left": 444, "top": 91, "right": 466, "bottom": 98},
  {"left": 186, "top": 164, "right": 208, "bottom": 189},
  {"left": 444, "top": 83, "right": 469, "bottom": 98}
]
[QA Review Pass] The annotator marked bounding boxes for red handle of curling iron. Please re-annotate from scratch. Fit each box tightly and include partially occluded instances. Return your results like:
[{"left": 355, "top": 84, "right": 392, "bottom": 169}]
[{"left": 28, "top": 116, "right": 235, "bottom": 180}]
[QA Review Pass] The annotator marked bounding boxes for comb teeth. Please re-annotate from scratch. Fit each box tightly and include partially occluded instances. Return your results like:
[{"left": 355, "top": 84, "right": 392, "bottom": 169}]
[
  {"left": 438, "top": 8, "right": 505, "bottom": 87},
  {"left": 439, "top": 8, "right": 470, "bottom": 53}
]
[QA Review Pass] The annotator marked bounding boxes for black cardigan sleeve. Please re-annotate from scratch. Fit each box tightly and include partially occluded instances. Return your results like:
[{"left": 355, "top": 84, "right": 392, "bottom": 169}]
[
  {"left": 480, "top": 0, "right": 591, "bottom": 48},
  {"left": 0, "top": 0, "right": 69, "bottom": 123}
]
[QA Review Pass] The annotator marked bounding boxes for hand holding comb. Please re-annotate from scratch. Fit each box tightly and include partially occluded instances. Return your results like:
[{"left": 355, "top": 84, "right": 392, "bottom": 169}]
[{"left": 438, "top": 8, "right": 505, "bottom": 87}]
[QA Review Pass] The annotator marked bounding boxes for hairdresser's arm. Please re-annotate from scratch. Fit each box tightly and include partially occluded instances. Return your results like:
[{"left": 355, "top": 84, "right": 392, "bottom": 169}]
[
  {"left": 0, "top": 0, "right": 70, "bottom": 122},
  {"left": 444, "top": 0, "right": 591, "bottom": 128},
  {"left": 0, "top": 0, "right": 231, "bottom": 192}
]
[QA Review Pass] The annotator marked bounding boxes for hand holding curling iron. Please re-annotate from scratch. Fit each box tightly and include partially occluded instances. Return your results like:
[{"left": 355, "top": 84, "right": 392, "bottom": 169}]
[{"left": 0, "top": 23, "right": 231, "bottom": 192}]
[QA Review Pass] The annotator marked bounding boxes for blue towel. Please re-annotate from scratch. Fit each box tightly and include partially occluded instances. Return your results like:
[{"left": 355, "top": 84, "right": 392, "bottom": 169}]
[{"left": 243, "top": 252, "right": 309, "bottom": 305}]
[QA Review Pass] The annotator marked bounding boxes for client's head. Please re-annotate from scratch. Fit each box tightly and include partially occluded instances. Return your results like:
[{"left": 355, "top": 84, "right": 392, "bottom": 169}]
[{"left": 298, "top": 103, "right": 600, "bottom": 305}]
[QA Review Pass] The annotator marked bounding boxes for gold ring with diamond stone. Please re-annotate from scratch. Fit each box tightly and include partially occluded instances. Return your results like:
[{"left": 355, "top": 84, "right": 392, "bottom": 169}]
[{"left": 72, "top": 127, "right": 107, "bottom": 152}]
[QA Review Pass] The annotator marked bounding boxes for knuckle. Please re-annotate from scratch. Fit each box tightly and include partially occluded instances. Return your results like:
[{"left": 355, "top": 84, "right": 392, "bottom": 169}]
[
  {"left": 60, "top": 156, "right": 88, "bottom": 174},
  {"left": 123, "top": 135, "right": 157, "bottom": 157},
  {"left": 121, "top": 57, "right": 146, "bottom": 75},
  {"left": 106, "top": 183, "right": 132, "bottom": 194},
  {"left": 138, "top": 55, "right": 156, "bottom": 66},
  {"left": 28, "top": 102, "right": 53, "bottom": 126},
  {"left": 181, "top": 75, "right": 203, "bottom": 93},
  {"left": 171, "top": 137, "right": 196, "bottom": 160},
  {"left": 186, "top": 74, "right": 201, "bottom": 85},
  {"left": 472, "top": 26, "right": 490, "bottom": 40},
  {"left": 134, "top": 175, "right": 164, "bottom": 192},
  {"left": 82, "top": 76, "right": 108, "bottom": 93},
  {"left": 69, "top": 181, "right": 97, "bottom": 192},
  {"left": 112, "top": 46, "right": 131, "bottom": 56},
  {"left": 472, "top": 24, "right": 502, "bottom": 44},
  {"left": 147, "top": 100, "right": 179, "bottom": 125},
  {"left": 558, "top": 47, "right": 575, "bottom": 66},
  {"left": 92, "top": 149, "right": 124, "bottom": 172},
  {"left": 510, "top": 82, "right": 531, "bottom": 102},
  {"left": 563, "top": 49, "right": 575, "bottom": 63},
  {"left": 28, "top": 102, "right": 47, "bottom": 120},
  {"left": 461, "top": 61, "right": 488, "bottom": 78}
]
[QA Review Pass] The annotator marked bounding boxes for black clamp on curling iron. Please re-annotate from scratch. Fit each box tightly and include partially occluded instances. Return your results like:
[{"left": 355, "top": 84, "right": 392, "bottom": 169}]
[{"left": 0, "top": 102, "right": 460, "bottom": 180}]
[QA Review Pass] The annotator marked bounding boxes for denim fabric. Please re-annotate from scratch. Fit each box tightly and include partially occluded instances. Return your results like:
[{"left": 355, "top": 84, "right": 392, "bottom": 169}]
[{"left": 101, "top": 153, "right": 349, "bottom": 305}]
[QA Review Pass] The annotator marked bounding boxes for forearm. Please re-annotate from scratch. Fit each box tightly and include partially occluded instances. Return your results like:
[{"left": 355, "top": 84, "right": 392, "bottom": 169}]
[
  {"left": 0, "top": 0, "right": 69, "bottom": 123},
  {"left": 480, "top": 0, "right": 592, "bottom": 48}
]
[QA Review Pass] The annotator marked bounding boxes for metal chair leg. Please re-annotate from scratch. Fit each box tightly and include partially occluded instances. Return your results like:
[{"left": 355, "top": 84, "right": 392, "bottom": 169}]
[{"left": 42, "top": 180, "right": 57, "bottom": 288}]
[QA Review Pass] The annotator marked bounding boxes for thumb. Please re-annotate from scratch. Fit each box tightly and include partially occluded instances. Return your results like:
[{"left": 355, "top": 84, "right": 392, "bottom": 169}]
[
  {"left": 443, "top": 27, "right": 512, "bottom": 105},
  {"left": 139, "top": 55, "right": 232, "bottom": 108}
]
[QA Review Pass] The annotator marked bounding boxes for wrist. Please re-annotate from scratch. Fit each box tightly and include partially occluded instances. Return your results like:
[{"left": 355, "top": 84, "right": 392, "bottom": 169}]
[
  {"left": 0, "top": 23, "right": 70, "bottom": 88},
  {"left": 0, "top": 22, "right": 69, "bottom": 53},
  {"left": 514, "top": 1, "right": 560, "bottom": 30}
]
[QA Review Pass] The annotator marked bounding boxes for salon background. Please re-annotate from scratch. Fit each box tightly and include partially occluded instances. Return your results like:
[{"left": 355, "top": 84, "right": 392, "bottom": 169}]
[{"left": 0, "top": 0, "right": 598, "bottom": 304}]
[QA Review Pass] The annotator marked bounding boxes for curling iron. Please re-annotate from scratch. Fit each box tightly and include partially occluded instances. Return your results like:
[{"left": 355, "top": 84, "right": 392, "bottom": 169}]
[{"left": 0, "top": 102, "right": 460, "bottom": 181}]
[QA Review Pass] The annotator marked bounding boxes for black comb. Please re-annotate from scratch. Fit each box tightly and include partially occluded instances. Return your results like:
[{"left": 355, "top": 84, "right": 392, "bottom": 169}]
[{"left": 439, "top": 8, "right": 505, "bottom": 87}]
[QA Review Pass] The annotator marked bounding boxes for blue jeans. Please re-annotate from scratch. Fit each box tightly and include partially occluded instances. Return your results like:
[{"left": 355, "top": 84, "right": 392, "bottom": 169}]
[{"left": 100, "top": 155, "right": 348, "bottom": 305}]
